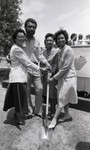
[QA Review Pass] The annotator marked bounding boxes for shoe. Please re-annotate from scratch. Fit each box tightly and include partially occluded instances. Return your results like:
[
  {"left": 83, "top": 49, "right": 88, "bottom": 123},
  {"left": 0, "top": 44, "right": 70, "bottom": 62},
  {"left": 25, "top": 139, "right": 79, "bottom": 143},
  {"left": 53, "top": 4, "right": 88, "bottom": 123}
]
[
  {"left": 33, "top": 111, "right": 42, "bottom": 118},
  {"left": 14, "top": 113, "right": 25, "bottom": 125},
  {"left": 59, "top": 116, "right": 72, "bottom": 122},
  {"left": 17, "top": 119, "right": 25, "bottom": 125},
  {"left": 24, "top": 113, "right": 32, "bottom": 119},
  {"left": 33, "top": 113, "right": 42, "bottom": 118},
  {"left": 48, "top": 120, "right": 57, "bottom": 129}
]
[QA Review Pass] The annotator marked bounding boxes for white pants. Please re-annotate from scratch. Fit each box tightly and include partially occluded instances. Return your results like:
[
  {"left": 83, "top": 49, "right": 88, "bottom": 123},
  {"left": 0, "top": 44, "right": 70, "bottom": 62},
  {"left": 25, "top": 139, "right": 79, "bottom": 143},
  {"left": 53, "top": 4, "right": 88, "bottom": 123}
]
[{"left": 27, "top": 73, "right": 43, "bottom": 114}]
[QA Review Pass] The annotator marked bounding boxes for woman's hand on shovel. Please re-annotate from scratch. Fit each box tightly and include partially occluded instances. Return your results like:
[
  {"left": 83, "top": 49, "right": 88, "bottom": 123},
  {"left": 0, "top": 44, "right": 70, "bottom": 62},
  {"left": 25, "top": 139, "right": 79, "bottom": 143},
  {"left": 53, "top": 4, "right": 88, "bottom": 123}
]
[{"left": 48, "top": 76, "right": 57, "bottom": 83}]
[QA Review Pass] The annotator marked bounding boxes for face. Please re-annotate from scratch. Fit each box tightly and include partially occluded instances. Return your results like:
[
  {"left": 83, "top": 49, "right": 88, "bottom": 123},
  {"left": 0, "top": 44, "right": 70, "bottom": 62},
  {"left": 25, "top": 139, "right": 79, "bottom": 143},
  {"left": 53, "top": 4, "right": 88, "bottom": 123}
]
[
  {"left": 57, "top": 34, "right": 66, "bottom": 48},
  {"left": 45, "top": 36, "right": 54, "bottom": 49},
  {"left": 15, "top": 32, "right": 25, "bottom": 47},
  {"left": 25, "top": 22, "right": 36, "bottom": 36}
]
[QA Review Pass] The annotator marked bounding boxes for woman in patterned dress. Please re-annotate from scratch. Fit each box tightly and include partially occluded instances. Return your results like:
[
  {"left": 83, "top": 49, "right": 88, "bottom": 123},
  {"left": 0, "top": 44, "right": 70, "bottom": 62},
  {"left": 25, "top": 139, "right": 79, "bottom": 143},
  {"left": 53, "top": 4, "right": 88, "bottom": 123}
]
[{"left": 42, "top": 33, "right": 58, "bottom": 115}]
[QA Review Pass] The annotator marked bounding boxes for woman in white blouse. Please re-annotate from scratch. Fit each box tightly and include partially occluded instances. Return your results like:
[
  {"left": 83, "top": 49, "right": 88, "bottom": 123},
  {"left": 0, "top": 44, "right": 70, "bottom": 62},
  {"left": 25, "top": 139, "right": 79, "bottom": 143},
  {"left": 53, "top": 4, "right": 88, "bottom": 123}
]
[{"left": 3, "top": 29, "right": 41, "bottom": 125}]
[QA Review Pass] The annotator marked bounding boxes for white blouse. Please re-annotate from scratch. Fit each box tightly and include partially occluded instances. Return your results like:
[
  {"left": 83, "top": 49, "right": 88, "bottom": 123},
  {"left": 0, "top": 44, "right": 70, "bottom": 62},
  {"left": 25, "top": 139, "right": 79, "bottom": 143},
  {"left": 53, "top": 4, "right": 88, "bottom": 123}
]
[{"left": 9, "top": 44, "right": 40, "bottom": 83}]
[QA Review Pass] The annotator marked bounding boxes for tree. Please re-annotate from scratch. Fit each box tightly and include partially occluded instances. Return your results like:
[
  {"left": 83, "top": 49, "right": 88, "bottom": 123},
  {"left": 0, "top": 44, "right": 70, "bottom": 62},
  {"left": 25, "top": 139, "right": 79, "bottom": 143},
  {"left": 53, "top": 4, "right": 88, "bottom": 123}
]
[{"left": 0, "top": 0, "right": 22, "bottom": 55}]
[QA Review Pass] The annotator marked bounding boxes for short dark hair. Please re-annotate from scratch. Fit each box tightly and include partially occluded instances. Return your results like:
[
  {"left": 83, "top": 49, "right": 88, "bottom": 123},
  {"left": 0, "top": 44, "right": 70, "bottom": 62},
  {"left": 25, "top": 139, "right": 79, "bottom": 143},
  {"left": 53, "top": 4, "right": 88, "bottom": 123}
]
[
  {"left": 54, "top": 29, "right": 69, "bottom": 45},
  {"left": 44, "top": 33, "right": 54, "bottom": 44},
  {"left": 12, "top": 29, "right": 25, "bottom": 43},
  {"left": 45, "top": 33, "right": 54, "bottom": 39},
  {"left": 24, "top": 18, "right": 37, "bottom": 29}
]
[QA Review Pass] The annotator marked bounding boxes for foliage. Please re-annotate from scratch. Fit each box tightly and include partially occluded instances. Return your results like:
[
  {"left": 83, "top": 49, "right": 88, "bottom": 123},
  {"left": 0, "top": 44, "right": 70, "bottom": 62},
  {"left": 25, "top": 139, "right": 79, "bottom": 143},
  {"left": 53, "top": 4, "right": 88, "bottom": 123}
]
[{"left": 0, "top": 0, "right": 22, "bottom": 56}]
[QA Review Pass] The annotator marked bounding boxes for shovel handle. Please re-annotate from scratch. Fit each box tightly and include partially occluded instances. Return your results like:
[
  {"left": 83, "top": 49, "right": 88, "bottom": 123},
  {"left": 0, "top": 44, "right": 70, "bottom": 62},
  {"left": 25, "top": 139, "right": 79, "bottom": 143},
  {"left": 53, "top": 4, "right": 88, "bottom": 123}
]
[
  {"left": 45, "top": 82, "right": 49, "bottom": 128},
  {"left": 46, "top": 83, "right": 49, "bottom": 115},
  {"left": 46, "top": 71, "right": 51, "bottom": 115},
  {"left": 45, "top": 71, "right": 51, "bottom": 127}
]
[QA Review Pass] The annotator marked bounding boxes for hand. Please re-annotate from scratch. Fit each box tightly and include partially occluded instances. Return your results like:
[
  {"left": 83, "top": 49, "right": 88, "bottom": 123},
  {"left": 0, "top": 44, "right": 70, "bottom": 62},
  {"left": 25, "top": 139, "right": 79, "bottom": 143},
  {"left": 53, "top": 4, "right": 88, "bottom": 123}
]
[
  {"left": 48, "top": 77, "right": 54, "bottom": 83},
  {"left": 48, "top": 76, "right": 57, "bottom": 83},
  {"left": 46, "top": 62, "right": 52, "bottom": 71},
  {"left": 6, "top": 54, "right": 11, "bottom": 63},
  {"left": 40, "top": 67, "right": 47, "bottom": 74}
]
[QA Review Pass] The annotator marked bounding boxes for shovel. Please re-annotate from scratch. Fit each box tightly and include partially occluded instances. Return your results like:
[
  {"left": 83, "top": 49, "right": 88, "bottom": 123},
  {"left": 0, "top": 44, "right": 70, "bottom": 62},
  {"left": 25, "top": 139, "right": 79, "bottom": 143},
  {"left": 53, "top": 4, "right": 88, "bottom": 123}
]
[{"left": 40, "top": 72, "right": 50, "bottom": 140}]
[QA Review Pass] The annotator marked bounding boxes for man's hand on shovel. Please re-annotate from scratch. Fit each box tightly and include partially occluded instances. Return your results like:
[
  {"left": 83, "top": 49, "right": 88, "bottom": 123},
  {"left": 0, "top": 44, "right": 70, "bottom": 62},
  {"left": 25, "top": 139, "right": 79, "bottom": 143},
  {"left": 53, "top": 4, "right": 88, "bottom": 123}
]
[{"left": 40, "top": 64, "right": 52, "bottom": 75}]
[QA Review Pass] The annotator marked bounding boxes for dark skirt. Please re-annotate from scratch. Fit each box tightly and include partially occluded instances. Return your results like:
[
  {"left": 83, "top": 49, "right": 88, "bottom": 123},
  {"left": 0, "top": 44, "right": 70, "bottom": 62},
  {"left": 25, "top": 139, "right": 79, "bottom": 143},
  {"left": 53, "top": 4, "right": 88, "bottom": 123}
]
[{"left": 3, "top": 83, "right": 28, "bottom": 114}]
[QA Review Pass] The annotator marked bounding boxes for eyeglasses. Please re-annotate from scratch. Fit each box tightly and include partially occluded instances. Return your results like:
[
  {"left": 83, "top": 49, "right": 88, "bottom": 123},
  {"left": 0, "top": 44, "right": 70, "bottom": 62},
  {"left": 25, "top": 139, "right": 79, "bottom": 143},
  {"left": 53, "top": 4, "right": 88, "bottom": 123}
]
[{"left": 16, "top": 36, "right": 25, "bottom": 40}]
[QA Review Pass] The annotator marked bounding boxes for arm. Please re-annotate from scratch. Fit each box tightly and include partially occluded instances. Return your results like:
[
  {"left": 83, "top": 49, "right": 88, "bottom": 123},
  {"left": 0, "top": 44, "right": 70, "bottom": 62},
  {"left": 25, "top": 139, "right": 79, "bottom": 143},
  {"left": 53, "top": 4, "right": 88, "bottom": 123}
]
[
  {"left": 38, "top": 44, "right": 51, "bottom": 69},
  {"left": 40, "top": 49, "right": 52, "bottom": 73},
  {"left": 6, "top": 53, "right": 11, "bottom": 63},
  {"left": 39, "top": 47, "right": 48, "bottom": 64},
  {"left": 13, "top": 47, "right": 40, "bottom": 72},
  {"left": 54, "top": 48, "right": 74, "bottom": 80}
]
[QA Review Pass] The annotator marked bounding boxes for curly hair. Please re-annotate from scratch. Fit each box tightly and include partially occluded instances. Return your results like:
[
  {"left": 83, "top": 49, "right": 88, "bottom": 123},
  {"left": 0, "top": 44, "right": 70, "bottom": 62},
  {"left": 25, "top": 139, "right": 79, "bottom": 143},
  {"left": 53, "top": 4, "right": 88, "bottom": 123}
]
[
  {"left": 54, "top": 29, "right": 69, "bottom": 46},
  {"left": 24, "top": 18, "right": 37, "bottom": 29}
]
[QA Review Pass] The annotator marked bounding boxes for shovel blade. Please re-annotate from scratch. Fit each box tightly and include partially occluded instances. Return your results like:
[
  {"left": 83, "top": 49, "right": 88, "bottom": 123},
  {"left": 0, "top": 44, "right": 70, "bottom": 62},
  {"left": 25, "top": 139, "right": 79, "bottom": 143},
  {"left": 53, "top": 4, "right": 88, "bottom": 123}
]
[{"left": 40, "top": 126, "right": 49, "bottom": 140}]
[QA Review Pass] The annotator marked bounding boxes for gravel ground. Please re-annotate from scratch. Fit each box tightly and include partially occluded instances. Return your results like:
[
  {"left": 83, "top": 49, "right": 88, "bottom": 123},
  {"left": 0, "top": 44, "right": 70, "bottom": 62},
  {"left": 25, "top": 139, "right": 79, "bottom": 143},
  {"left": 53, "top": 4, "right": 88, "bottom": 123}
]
[{"left": 0, "top": 83, "right": 90, "bottom": 150}]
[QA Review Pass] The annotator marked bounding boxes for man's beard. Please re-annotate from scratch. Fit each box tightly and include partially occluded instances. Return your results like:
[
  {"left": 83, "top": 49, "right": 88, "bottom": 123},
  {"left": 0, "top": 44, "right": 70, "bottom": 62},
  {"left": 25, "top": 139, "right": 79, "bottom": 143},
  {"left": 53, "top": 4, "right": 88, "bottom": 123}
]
[{"left": 27, "top": 30, "right": 35, "bottom": 37}]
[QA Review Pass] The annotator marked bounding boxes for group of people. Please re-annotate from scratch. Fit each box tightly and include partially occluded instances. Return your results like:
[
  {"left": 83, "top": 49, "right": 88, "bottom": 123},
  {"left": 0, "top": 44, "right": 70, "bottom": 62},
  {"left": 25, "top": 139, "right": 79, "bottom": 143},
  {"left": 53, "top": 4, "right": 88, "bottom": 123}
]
[{"left": 3, "top": 18, "right": 78, "bottom": 128}]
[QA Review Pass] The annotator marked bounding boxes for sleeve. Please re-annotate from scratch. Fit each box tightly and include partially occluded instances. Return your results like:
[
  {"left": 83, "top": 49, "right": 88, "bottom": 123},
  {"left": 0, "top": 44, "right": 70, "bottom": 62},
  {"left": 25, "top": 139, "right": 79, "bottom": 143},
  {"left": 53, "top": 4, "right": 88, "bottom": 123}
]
[
  {"left": 13, "top": 47, "right": 40, "bottom": 72},
  {"left": 54, "top": 48, "right": 74, "bottom": 80},
  {"left": 39, "top": 48, "right": 48, "bottom": 64},
  {"left": 36, "top": 43, "right": 48, "bottom": 65}
]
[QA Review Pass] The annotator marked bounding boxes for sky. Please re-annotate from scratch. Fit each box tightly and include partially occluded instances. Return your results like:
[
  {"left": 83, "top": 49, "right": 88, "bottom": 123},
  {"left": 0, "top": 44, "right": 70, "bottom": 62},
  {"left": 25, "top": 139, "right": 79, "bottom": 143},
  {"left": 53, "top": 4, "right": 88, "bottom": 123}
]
[{"left": 20, "top": 0, "right": 90, "bottom": 46}]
